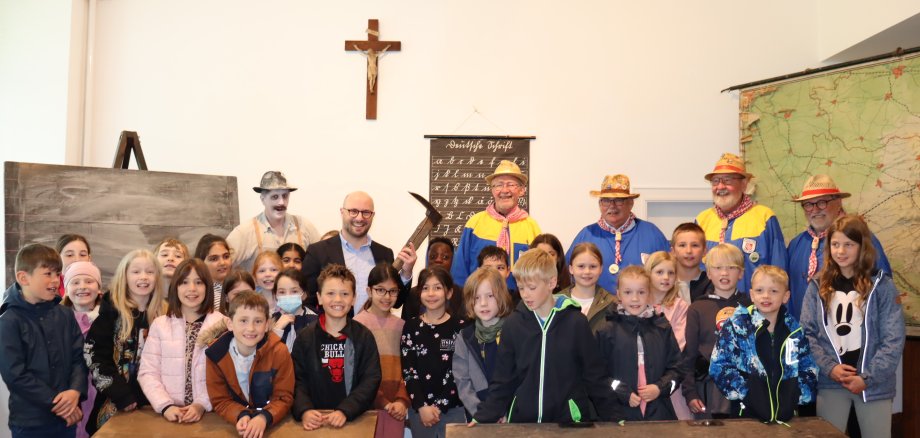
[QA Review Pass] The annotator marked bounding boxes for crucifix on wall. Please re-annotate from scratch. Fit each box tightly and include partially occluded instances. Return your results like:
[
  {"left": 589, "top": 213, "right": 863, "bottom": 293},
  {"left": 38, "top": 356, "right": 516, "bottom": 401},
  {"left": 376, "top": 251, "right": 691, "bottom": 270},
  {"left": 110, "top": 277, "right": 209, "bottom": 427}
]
[{"left": 345, "top": 19, "right": 401, "bottom": 120}]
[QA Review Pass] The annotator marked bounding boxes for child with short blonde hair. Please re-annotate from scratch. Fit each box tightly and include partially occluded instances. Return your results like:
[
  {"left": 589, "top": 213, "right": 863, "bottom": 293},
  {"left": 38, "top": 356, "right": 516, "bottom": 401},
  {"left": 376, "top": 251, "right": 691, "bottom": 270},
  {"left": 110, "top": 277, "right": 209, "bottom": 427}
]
[
  {"left": 682, "top": 244, "right": 750, "bottom": 419},
  {"left": 597, "top": 266, "right": 682, "bottom": 421},
  {"left": 711, "top": 265, "right": 818, "bottom": 422},
  {"left": 471, "top": 248, "right": 616, "bottom": 425}
]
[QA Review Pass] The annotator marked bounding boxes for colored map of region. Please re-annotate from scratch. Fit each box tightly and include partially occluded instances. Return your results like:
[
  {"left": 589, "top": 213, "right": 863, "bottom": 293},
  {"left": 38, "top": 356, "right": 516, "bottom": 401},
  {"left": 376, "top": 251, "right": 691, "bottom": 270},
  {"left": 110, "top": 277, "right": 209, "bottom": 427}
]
[{"left": 740, "top": 54, "right": 920, "bottom": 326}]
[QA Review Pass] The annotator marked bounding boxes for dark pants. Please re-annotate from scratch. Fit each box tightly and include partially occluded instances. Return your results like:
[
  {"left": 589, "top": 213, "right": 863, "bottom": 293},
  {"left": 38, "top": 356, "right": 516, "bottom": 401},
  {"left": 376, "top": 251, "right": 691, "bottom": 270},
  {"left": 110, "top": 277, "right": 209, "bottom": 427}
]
[{"left": 11, "top": 422, "right": 76, "bottom": 438}]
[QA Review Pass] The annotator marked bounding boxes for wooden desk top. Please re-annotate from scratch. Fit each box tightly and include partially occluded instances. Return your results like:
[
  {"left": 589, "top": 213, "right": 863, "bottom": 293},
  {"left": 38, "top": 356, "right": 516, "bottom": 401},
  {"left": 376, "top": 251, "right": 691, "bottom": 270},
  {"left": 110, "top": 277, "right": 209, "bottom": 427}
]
[
  {"left": 447, "top": 417, "right": 845, "bottom": 437},
  {"left": 94, "top": 408, "right": 378, "bottom": 437}
]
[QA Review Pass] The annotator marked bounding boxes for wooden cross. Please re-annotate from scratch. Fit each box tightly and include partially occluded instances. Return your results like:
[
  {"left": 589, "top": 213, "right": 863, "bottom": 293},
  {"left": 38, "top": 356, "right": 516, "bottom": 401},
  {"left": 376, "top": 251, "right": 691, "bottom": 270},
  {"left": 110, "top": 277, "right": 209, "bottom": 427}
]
[{"left": 345, "top": 19, "right": 401, "bottom": 120}]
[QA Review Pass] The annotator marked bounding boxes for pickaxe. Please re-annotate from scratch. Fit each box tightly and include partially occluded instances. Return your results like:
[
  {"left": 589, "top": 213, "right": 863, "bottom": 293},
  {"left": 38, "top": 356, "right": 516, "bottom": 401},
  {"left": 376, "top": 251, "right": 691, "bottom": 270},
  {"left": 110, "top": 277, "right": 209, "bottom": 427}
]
[{"left": 393, "top": 192, "right": 443, "bottom": 271}]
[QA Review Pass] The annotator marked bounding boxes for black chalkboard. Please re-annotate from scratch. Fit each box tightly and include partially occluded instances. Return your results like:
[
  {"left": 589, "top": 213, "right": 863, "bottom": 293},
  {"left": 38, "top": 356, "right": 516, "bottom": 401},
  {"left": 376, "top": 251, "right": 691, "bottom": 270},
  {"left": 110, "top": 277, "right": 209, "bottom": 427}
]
[
  {"left": 4, "top": 162, "right": 240, "bottom": 284},
  {"left": 427, "top": 136, "right": 533, "bottom": 246}
]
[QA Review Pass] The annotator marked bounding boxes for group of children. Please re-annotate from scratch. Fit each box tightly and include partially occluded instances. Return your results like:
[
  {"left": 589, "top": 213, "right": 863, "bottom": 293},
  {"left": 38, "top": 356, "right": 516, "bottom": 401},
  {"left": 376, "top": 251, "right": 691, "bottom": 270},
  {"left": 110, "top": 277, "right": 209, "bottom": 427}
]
[{"left": 0, "top": 213, "right": 904, "bottom": 437}]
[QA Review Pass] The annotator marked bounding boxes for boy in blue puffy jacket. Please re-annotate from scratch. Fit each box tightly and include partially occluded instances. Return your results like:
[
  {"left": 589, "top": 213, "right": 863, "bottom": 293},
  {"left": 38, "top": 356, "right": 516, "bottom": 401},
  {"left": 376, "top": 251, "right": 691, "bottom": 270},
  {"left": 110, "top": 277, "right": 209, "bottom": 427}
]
[{"left": 710, "top": 265, "right": 817, "bottom": 423}]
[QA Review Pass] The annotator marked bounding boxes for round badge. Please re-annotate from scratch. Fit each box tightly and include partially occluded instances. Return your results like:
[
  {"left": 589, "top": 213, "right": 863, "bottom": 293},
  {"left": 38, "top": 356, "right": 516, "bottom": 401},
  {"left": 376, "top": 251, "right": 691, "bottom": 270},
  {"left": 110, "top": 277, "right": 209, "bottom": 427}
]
[
  {"left": 749, "top": 251, "right": 760, "bottom": 263},
  {"left": 609, "top": 264, "right": 620, "bottom": 275}
]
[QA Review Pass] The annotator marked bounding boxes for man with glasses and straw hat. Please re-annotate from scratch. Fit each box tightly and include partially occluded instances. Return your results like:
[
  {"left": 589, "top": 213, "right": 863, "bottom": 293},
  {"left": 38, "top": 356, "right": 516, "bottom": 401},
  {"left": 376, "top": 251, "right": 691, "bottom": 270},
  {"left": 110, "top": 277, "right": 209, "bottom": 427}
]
[
  {"left": 227, "top": 171, "right": 321, "bottom": 271},
  {"left": 566, "top": 174, "right": 669, "bottom": 292},
  {"left": 786, "top": 174, "right": 891, "bottom": 319},
  {"left": 451, "top": 160, "right": 542, "bottom": 289},
  {"left": 695, "top": 153, "right": 787, "bottom": 293}
]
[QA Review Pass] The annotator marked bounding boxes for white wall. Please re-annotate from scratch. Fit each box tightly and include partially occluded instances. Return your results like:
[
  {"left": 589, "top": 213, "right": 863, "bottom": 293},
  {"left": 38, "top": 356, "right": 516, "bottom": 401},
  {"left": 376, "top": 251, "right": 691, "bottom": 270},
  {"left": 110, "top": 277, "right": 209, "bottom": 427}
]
[{"left": 84, "top": 0, "right": 823, "bottom": 259}]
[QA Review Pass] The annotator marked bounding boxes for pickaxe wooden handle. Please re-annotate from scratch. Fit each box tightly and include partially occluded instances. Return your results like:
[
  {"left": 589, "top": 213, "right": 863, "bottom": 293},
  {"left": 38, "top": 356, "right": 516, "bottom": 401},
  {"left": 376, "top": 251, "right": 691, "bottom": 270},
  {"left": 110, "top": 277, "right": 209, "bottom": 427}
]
[{"left": 393, "top": 192, "right": 443, "bottom": 271}]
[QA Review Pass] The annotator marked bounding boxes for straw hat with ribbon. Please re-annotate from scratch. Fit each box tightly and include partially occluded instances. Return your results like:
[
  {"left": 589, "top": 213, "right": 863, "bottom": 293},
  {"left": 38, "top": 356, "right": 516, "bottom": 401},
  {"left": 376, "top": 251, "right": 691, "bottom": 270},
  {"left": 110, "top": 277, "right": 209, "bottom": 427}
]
[
  {"left": 792, "top": 174, "right": 851, "bottom": 202},
  {"left": 590, "top": 174, "right": 640, "bottom": 199},
  {"left": 485, "top": 160, "right": 528, "bottom": 185},
  {"left": 704, "top": 153, "right": 753, "bottom": 181}
]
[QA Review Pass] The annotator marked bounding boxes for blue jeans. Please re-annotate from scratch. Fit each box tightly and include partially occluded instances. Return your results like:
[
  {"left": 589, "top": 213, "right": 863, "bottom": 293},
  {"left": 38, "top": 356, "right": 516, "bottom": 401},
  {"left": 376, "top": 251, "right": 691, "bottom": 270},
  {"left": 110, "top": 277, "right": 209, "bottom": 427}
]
[{"left": 11, "top": 422, "right": 76, "bottom": 438}]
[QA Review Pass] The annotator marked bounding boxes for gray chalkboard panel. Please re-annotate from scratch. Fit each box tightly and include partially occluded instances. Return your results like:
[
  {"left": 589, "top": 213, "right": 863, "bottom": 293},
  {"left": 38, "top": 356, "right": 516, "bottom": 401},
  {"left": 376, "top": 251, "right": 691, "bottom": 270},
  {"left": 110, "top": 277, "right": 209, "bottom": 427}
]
[
  {"left": 427, "top": 137, "right": 532, "bottom": 247},
  {"left": 4, "top": 162, "right": 239, "bottom": 285}
]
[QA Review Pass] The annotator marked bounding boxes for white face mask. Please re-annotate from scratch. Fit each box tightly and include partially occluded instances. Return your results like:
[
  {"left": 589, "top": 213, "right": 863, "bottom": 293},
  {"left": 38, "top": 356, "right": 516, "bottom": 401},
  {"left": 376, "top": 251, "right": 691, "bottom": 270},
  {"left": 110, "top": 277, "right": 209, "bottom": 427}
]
[{"left": 276, "top": 294, "right": 303, "bottom": 314}]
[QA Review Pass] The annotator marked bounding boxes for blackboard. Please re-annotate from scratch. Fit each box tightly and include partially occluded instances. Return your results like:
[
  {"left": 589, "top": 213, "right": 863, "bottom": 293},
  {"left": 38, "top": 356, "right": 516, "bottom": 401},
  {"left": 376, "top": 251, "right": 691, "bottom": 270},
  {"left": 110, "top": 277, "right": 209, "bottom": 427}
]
[
  {"left": 4, "top": 162, "right": 240, "bottom": 284},
  {"left": 427, "top": 136, "right": 533, "bottom": 247}
]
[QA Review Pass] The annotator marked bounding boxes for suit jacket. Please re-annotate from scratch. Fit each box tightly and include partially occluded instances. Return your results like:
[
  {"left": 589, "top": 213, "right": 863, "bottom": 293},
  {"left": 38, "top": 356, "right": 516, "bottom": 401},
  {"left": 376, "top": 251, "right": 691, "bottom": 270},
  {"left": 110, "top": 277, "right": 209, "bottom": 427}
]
[{"left": 302, "top": 235, "right": 408, "bottom": 310}]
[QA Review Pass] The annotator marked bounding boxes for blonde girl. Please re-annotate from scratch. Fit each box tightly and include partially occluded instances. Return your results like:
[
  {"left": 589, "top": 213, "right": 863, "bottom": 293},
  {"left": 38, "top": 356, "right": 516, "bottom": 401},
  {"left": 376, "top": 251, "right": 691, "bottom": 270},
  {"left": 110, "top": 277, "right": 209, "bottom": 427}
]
[
  {"left": 85, "top": 249, "right": 167, "bottom": 434},
  {"left": 252, "top": 250, "right": 283, "bottom": 311},
  {"left": 644, "top": 250, "right": 691, "bottom": 420}
]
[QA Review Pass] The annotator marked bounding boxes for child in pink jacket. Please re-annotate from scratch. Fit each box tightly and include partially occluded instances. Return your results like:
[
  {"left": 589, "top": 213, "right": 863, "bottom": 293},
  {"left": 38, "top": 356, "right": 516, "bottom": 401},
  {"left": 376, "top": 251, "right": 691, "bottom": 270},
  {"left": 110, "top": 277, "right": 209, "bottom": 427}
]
[{"left": 139, "top": 259, "right": 225, "bottom": 422}]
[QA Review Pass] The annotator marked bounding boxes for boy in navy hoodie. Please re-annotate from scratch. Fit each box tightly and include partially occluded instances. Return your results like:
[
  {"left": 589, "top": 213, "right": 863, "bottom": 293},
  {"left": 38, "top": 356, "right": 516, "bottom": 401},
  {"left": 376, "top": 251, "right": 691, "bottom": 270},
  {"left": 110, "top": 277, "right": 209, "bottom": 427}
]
[
  {"left": 470, "top": 248, "right": 615, "bottom": 425},
  {"left": 0, "top": 244, "right": 87, "bottom": 437}
]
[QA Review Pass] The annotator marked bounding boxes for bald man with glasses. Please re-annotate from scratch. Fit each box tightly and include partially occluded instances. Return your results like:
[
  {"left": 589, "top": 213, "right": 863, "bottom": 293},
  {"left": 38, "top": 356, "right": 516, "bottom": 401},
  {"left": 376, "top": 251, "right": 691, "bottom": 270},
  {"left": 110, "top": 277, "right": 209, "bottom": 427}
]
[{"left": 301, "top": 191, "right": 417, "bottom": 312}]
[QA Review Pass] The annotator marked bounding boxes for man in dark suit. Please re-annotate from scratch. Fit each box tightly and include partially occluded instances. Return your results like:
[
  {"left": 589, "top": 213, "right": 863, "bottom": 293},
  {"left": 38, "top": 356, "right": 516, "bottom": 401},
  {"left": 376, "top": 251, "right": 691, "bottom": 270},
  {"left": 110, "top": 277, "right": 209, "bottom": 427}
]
[{"left": 302, "top": 191, "right": 417, "bottom": 312}]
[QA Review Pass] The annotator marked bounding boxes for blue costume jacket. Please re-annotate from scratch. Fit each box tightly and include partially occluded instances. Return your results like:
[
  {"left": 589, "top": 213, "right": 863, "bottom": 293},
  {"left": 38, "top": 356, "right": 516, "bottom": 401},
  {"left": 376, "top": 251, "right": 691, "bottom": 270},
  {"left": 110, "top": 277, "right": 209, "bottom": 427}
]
[
  {"left": 566, "top": 219, "right": 669, "bottom": 293},
  {"left": 696, "top": 205, "right": 787, "bottom": 293}
]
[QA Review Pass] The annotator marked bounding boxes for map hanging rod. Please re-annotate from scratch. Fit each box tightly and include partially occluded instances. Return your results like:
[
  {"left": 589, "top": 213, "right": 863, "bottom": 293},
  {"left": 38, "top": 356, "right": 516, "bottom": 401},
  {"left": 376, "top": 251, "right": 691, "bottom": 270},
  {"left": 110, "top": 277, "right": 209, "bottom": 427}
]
[
  {"left": 722, "top": 45, "right": 920, "bottom": 93},
  {"left": 423, "top": 135, "right": 536, "bottom": 139}
]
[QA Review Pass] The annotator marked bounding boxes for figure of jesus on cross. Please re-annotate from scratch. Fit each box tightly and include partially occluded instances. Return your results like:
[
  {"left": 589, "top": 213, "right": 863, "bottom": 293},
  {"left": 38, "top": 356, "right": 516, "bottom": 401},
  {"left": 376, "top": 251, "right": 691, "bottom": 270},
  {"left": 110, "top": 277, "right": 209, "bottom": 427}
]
[{"left": 345, "top": 19, "right": 401, "bottom": 119}]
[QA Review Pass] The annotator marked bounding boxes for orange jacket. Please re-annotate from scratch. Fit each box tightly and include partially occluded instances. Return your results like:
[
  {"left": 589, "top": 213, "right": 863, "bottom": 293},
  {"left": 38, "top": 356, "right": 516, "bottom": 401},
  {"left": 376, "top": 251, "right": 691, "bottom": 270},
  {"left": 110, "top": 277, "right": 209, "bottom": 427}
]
[{"left": 205, "top": 331, "right": 294, "bottom": 427}]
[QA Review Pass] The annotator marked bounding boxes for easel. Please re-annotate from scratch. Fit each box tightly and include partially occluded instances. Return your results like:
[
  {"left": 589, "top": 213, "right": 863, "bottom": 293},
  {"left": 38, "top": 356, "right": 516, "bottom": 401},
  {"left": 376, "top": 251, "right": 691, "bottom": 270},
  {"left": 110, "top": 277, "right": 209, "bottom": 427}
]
[{"left": 112, "top": 130, "right": 148, "bottom": 170}]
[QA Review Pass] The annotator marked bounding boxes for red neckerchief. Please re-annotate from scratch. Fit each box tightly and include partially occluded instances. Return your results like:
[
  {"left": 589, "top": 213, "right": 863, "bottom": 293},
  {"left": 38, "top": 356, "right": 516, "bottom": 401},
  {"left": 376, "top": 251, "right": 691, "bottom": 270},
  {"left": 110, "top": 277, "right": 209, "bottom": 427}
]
[
  {"left": 714, "top": 195, "right": 754, "bottom": 243},
  {"left": 597, "top": 213, "right": 635, "bottom": 265},
  {"left": 485, "top": 204, "right": 529, "bottom": 254}
]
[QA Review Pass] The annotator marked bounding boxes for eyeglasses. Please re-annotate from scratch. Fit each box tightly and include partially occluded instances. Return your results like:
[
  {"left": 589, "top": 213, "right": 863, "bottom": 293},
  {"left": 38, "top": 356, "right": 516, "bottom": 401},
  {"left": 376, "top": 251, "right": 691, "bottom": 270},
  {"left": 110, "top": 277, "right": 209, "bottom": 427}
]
[
  {"left": 802, "top": 199, "right": 834, "bottom": 212},
  {"left": 342, "top": 208, "right": 375, "bottom": 219},
  {"left": 371, "top": 286, "right": 400, "bottom": 297},
  {"left": 710, "top": 176, "right": 743, "bottom": 186},
  {"left": 490, "top": 182, "right": 522, "bottom": 191},
  {"left": 599, "top": 198, "right": 628, "bottom": 207},
  {"left": 711, "top": 265, "right": 741, "bottom": 273}
]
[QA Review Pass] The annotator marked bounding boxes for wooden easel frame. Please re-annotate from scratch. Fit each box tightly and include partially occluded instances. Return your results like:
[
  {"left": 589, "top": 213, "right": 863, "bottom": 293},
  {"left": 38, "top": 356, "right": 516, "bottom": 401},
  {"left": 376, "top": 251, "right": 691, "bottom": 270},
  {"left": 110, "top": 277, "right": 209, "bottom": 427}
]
[{"left": 112, "top": 130, "right": 148, "bottom": 170}]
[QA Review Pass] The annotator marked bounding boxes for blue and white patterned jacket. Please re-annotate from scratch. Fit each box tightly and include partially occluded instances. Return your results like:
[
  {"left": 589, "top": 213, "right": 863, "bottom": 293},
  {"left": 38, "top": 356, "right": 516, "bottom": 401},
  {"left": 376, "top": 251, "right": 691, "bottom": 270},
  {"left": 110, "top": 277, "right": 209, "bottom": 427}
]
[{"left": 710, "top": 304, "right": 818, "bottom": 422}]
